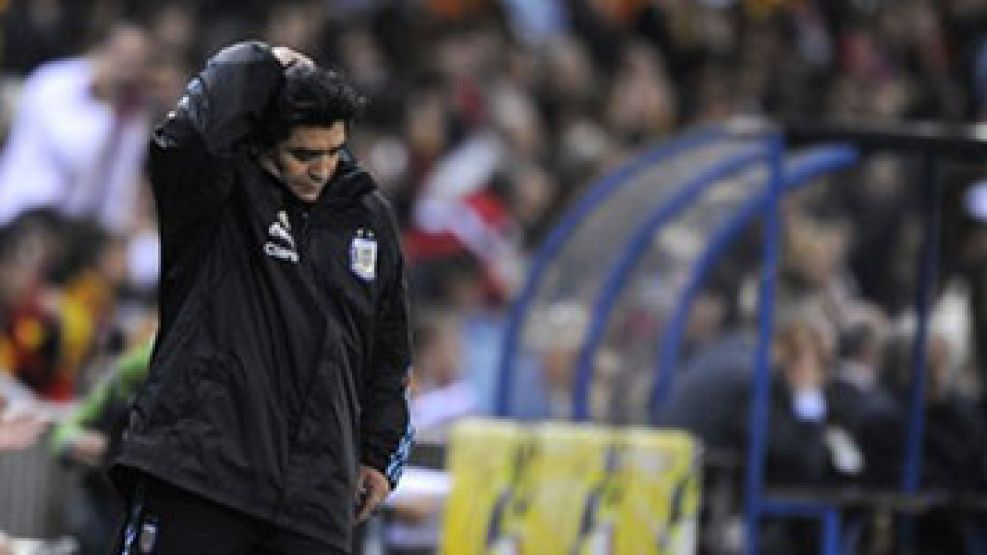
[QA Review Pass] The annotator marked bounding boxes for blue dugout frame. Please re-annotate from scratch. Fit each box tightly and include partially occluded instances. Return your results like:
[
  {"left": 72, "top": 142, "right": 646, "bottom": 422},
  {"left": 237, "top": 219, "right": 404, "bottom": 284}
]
[
  {"left": 649, "top": 144, "right": 860, "bottom": 416},
  {"left": 570, "top": 144, "right": 772, "bottom": 421},
  {"left": 561, "top": 134, "right": 852, "bottom": 553},
  {"left": 494, "top": 117, "right": 980, "bottom": 553},
  {"left": 494, "top": 125, "right": 726, "bottom": 417},
  {"left": 744, "top": 133, "right": 788, "bottom": 554}
]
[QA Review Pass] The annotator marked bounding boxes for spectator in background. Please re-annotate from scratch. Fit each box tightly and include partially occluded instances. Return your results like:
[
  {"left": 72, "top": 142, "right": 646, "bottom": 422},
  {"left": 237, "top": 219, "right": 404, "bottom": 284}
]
[
  {"left": 0, "top": 211, "right": 66, "bottom": 399},
  {"left": 763, "top": 314, "right": 856, "bottom": 554},
  {"left": 0, "top": 21, "right": 152, "bottom": 233},
  {"left": 50, "top": 221, "right": 129, "bottom": 386},
  {"left": 919, "top": 332, "right": 987, "bottom": 492},
  {"left": 778, "top": 214, "right": 857, "bottom": 323},
  {"left": 0, "top": 212, "right": 126, "bottom": 401},
  {"left": 766, "top": 314, "right": 844, "bottom": 487},
  {"left": 535, "top": 35, "right": 598, "bottom": 135},
  {"left": 504, "top": 161, "right": 559, "bottom": 251},
  {"left": 526, "top": 302, "right": 591, "bottom": 420},
  {"left": 0, "top": 392, "right": 46, "bottom": 452},
  {"left": 827, "top": 308, "right": 905, "bottom": 487},
  {"left": 0, "top": 0, "right": 94, "bottom": 75},
  {"left": 843, "top": 157, "right": 917, "bottom": 316},
  {"left": 880, "top": 327, "right": 987, "bottom": 498},
  {"left": 408, "top": 309, "right": 476, "bottom": 441},
  {"left": 912, "top": 332, "right": 987, "bottom": 554},
  {"left": 265, "top": 1, "right": 329, "bottom": 65},
  {"left": 146, "top": 2, "right": 199, "bottom": 65},
  {"left": 653, "top": 331, "right": 754, "bottom": 453},
  {"left": 50, "top": 341, "right": 151, "bottom": 555},
  {"left": 604, "top": 40, "right": 677, "bottom": 146}
]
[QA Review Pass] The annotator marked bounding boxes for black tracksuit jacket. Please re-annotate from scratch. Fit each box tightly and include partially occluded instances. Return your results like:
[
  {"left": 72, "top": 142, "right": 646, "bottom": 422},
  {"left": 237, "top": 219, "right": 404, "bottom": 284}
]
[{"left": 112, "top": 42, "right": 413, "bottom": 550}]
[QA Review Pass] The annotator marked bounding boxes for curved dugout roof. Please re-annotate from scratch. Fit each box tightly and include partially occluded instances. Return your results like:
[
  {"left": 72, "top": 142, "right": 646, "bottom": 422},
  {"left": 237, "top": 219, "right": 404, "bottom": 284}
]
[{"left": 497, "top": 124, "right": 858, "bottom": 423}]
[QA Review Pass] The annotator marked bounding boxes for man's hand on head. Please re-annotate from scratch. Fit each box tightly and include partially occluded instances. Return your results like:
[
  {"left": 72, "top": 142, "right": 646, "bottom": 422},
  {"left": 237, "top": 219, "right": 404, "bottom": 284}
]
[
  {"left": 271, "top": 46, "right": 315, "bottom": 70},
  {"left": 354, "top": 464, "right": 390, "bottom": 524}
]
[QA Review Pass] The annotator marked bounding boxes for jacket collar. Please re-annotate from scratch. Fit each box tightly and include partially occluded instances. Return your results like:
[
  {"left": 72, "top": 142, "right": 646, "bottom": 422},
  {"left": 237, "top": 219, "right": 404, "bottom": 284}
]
[
  {"left": 260, "top": 151, "right": 376, "bottom": 215},
  {"left": 319, "top": 155, "right": 375, "bottom": 210}
]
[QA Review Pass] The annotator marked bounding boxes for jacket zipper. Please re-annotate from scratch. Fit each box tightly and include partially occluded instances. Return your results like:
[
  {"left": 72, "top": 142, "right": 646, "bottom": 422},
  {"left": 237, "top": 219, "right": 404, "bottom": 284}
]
[{"left": 296, "top": 208, "right": 311, "bottom": 254}]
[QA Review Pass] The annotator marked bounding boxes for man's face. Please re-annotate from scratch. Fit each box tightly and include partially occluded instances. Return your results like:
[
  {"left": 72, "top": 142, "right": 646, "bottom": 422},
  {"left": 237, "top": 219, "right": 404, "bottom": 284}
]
[
  {"left": 270, "top": 122, "right": 347, "bottom": 203},
  {"left": 103, "top": 24, "right": 152, "bottom": 98}
]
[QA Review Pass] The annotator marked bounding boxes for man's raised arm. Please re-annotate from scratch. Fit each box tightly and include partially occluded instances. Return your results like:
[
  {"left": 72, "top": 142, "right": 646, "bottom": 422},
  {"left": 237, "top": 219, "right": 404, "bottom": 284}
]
[{"left": 156, "top": 41, "right": 298, "bottom": 157}]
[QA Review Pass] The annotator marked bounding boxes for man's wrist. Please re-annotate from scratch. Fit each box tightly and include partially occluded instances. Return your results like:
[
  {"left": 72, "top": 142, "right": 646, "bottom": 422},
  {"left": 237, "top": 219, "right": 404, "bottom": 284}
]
[{"left": 360, "top": 454, "right": 396, "bottom": 489}]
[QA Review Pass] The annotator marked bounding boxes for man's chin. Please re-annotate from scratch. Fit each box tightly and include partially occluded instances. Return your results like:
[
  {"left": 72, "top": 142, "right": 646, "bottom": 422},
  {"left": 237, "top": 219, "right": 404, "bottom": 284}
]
[{"left": 289, "top": 185, "right": 321, "bottom": 203}]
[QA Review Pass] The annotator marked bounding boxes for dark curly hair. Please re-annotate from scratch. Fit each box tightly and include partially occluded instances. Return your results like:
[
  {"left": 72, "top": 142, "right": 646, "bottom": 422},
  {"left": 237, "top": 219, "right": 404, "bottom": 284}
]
[{"left": 260, "top": 64, "right": 367, "bottom": 147}]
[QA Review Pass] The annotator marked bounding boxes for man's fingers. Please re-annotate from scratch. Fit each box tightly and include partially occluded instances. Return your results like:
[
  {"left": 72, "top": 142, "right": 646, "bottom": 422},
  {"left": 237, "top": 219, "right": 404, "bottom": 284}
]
[
  {"left": 355, "top": 483, "right": 386, "bottom": 523},
  {"left": 355, "top": 499, "right": 371, "bottom": 523},
  {"left": 355, "top": 491, "right": 378, "bottom": 523},
  {"left": 354, "top": 466, "right": 390, "bottom": 523},
  {"left": 354, "top": 473, "right": 372, "bottom": 522}
]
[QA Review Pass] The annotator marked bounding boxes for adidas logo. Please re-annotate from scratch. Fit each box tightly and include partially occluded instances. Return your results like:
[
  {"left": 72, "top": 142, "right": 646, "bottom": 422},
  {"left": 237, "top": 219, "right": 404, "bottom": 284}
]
[{"left": 264, "top": 211, "right": 299, "bottom": 263}]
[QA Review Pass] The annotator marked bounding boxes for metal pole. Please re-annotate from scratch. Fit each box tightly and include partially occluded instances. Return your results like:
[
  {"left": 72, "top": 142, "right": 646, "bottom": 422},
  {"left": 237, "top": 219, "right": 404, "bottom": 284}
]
[
  {"left": 822, "top": 508, "right": 843, "bottom": 555},
  {"left": 902, "top": 154, "right": 942, "bottom": 492},
  {"left": 897, "top": 154, "right": 942, "bottom": 549},
  {"left": 744, "top": 134, "right": 785, "bottom": 554}
]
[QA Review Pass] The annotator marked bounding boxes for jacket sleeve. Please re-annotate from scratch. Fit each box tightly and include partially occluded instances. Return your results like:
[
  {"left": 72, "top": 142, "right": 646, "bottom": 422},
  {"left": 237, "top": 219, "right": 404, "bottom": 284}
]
[
  {"left": 150, "top": 42, "right": 284, "bottom": 235},
  {"left": 360, "top": 200, "right": 414, "bottom": 489},
  {"left": 156, "top": 41, "right": 283, "bottom": 158}
]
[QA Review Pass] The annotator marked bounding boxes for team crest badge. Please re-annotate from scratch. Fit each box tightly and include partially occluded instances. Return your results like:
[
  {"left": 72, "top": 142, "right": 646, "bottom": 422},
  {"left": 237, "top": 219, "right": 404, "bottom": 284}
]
[{"left": 350, "top": 228, "right": 377, "bottom": 281}]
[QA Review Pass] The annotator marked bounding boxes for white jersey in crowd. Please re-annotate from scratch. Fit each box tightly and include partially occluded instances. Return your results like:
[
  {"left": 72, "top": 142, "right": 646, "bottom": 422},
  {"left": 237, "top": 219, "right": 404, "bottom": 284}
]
[{"left": 0, "top": 57, "right": 148, "bottom": 232}]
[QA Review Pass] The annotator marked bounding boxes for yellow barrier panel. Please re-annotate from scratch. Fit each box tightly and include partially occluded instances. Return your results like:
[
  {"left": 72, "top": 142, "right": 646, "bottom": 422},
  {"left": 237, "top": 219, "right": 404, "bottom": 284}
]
[
  {"left": 441, "top": 419, "right": 701, "bottom": 554},
  {"left": 441, "top": 419, "right": 526, "bottom": 553}
]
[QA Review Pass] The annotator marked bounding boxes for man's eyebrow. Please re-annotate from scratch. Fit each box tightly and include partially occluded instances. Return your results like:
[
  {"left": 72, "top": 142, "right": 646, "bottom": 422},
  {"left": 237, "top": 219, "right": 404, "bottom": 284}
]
[{"left": 287, "top": 145, "right": 346, "bottom": 156}]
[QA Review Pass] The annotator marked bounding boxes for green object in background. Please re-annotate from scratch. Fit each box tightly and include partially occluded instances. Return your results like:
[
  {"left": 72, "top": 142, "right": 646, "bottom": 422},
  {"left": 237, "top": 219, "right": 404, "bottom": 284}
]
[{"left": 49, "top": 340, "right": 152, "bottom": 456}]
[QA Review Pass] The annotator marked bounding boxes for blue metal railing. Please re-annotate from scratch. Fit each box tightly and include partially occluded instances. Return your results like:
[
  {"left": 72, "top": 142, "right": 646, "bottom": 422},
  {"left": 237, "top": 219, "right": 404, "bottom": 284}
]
[
  {"left": 743, "top": 133, "right": 787, "bottom": 555},
  {"left": 902, "top": 155, "right": 942, "bottom": 493},
  {"left": 492, "top": 118, "right": 970, "bottom": 553},
  {"left": 495, "top": 126, "right": 725, "bottom": 416},
  {"left": 571, "top": 144, "right": 771, "bottom": 421},
  {"left": 896, "top": 154, "right": 944, "bottom": 548},
  {"left": 649, "top": 145, "right": 859, "bottom": 416}
]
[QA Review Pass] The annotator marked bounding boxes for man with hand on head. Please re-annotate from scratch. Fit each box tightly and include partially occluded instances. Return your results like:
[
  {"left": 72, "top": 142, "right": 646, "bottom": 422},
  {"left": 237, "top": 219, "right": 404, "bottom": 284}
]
[{"left": 111, "top": 42, "right": 413, "bottom": 554}]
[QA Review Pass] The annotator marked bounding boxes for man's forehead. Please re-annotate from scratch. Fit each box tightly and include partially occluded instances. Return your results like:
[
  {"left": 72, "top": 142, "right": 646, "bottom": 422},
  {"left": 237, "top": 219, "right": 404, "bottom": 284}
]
[{"left": 284, "top": 123, "right": 347, "bottom": 147}]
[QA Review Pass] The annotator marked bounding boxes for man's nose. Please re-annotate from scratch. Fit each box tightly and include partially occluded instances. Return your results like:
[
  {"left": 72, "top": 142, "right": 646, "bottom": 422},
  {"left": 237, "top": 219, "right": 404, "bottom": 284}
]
[{"left": 309, "top": 157, "right": 333, "bottom": 182}]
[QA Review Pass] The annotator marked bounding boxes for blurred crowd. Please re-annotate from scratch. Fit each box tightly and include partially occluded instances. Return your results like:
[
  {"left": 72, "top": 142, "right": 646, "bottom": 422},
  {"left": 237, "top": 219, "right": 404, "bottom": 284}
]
[{"left": 0, "top": 0, "right": 986, "bottom": 553}]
